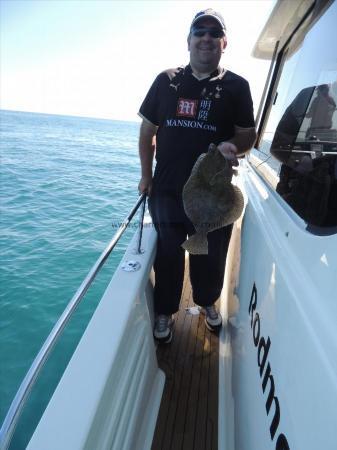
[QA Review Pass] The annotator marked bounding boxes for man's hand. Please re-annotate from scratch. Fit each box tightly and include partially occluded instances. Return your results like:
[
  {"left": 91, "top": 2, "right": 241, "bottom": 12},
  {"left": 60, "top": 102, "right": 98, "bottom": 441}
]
[
  {"left": 138, "top": 175, "right": 152, "bottom": 196},
  {"left": 217, "top": 141, "right": 239, "bottom": 166}
]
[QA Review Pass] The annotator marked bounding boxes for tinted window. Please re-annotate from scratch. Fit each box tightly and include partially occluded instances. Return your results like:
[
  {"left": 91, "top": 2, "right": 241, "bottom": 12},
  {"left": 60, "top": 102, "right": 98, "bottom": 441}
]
[{"left": 253, "top": 2, "right": 337, "bottom": 230}]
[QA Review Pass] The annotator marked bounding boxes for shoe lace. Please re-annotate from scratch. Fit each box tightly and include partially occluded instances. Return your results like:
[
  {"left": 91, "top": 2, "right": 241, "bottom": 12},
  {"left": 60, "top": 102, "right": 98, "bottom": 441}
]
[
  {"left": 205, "top": 305, "right": 218, "bottom": 320},
  {"left": 156, "top": 315, "right": 169, "bottom": 332}
]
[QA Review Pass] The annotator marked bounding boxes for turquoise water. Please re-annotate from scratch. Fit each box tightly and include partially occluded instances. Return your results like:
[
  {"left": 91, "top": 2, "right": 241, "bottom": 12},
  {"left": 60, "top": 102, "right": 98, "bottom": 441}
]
[{"left": 0, "top": 110, "right": 141, "bottom": 448}]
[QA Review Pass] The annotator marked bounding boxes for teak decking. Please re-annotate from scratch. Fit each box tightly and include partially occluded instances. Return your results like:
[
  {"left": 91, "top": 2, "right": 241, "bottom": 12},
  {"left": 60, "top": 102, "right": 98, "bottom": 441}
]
[{"left": 152, "top": 265, "right": 219, "bottom": 450}]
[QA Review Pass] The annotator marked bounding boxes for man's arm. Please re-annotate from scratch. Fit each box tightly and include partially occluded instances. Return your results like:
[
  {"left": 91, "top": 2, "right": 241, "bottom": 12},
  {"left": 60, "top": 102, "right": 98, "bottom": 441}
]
[
  {"left": 218, "top": 75, "right": 256, "bottom": 160},
  {"left": 138, "top": 118, "right": 158, "bottom": 195}
]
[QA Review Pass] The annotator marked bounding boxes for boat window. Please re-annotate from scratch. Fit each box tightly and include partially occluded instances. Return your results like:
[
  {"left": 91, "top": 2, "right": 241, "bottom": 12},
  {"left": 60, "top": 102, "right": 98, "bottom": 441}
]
[{"left": 252, "top": 2, "right": 337, "bottom": 231}]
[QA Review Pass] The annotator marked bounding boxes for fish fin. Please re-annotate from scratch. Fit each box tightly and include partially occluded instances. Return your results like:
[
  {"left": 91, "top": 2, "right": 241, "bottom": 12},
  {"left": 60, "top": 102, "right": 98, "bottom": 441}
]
[
  {"left": 208, "top": 143, "right": 218, "bottom": 153},
  {"left": 181, "top": 233, "right": 208, "bottom": 255}
]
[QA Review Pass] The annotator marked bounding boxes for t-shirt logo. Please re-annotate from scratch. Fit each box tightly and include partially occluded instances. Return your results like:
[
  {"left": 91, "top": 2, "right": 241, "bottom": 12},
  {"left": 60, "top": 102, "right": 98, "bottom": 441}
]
[{"left": 176, "top": 98, "right": 198, "bottom": 118}]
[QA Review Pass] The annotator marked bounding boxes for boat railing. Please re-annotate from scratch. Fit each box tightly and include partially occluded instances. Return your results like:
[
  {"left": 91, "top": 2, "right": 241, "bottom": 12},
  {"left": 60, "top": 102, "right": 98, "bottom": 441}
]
[{"left": 0, "top": 193, "right": 147, "bottom": 450}]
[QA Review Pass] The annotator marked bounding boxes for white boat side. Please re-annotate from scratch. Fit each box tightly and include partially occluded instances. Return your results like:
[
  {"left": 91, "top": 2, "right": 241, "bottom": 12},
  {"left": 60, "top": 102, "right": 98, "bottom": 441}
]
[
  {"left": 220, "top": 0, "right": 337, "bottom": 448},
  {"left": 27, "top": 221, "right": 164, "bottom": 450},
  {"left": 220, "top": 158, "right": 337, "bottom": 450}
]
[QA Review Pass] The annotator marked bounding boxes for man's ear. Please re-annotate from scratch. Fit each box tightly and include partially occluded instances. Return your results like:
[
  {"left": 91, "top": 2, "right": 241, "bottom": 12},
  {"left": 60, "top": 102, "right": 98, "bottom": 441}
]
[
  {"left": 187, "top": 34, "right": 191, "bottom": 51},
  {"left": 222, "top": 36, "right": 228, "bottom": 53}
]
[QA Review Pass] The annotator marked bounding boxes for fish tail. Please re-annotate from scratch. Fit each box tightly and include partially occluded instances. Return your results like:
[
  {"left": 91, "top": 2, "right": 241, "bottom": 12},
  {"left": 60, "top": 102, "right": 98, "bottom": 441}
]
[{"left": 182, "top": 233, "right": 208, "bottom": 255}]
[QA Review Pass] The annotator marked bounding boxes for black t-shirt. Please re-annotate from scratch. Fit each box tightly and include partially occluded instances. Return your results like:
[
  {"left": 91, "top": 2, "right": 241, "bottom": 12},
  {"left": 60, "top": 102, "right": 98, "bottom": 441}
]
[{"left": 139, "top": 64, "right": 255, "bottom": 193}]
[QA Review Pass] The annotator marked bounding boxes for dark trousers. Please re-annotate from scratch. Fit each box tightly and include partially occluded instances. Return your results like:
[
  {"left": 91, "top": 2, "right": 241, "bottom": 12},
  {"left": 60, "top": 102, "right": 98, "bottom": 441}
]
[{"left": 149, "top": 192, "right": 233, "bottom": 315}]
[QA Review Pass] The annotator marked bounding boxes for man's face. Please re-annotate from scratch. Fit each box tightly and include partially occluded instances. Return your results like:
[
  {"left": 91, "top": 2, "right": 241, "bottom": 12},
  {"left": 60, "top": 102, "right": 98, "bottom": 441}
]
[{"left": 188, "top": 19, "right": 227, "bottom": 71}]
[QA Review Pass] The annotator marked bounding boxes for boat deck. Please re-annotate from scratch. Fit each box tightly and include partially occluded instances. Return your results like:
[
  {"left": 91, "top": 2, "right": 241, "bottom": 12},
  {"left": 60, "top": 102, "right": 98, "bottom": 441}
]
[{"left": 152, "top": 264, "right": 219, "bottom": 450}]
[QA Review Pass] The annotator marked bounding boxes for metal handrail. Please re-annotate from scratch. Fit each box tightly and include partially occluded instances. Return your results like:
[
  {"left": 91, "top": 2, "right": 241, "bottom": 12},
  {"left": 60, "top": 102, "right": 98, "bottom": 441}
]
[
  {"left": 137, "top": 193, "right": 147, "bottom": 253},
  {"left": 0, "top": 193, "right": 147, "bottom": 450}
]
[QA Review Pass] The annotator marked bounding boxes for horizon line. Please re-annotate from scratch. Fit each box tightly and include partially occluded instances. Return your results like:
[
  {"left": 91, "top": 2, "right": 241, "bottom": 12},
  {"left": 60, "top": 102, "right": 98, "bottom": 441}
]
[{"left": 0, "top": 108, "right": 141, "bottom": 124}]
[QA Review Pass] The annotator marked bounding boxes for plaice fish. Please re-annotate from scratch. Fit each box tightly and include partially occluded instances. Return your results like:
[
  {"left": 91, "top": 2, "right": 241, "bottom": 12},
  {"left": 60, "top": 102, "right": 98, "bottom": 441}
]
[{"left": 182, "top": 143, "right": 244, "bottom": 255}]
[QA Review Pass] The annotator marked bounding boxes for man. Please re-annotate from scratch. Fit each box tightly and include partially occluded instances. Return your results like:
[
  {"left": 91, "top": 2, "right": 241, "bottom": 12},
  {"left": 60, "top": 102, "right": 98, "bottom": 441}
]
[{"left": 138, "top": 9, "right": 256, "bottom": 343}]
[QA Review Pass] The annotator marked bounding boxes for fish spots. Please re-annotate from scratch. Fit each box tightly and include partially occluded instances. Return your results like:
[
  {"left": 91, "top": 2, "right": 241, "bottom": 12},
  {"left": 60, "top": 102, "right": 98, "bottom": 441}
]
[{"left": 182, "top": 143, "right": 244, "bottom": 254}]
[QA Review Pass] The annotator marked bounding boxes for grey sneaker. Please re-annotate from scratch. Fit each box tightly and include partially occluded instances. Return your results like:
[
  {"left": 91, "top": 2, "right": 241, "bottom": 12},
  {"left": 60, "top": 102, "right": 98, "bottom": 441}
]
[
  {"left": 154, "top": 315, "right": 173, "bottom": 343},
  {"left": 204, "top": 305, "right": 222, "bottom": 332}
]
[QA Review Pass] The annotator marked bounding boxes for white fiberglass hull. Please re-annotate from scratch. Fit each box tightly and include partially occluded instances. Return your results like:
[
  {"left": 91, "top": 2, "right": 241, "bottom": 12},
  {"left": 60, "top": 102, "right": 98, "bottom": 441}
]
[{"left": 220, "top": 159, "right": 337, "bottom": 450}]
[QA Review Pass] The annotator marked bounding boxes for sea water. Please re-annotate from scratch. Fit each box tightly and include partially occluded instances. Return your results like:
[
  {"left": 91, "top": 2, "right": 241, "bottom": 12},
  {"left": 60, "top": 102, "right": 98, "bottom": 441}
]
[{"left": 0, "top": 110, "right": 142, "bottom": 448}]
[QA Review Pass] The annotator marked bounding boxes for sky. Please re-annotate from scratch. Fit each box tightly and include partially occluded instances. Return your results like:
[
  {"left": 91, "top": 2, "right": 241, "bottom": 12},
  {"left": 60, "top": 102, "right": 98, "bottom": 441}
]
[{"left": 0, "top": 0, "right": 276, "bottom": 122}]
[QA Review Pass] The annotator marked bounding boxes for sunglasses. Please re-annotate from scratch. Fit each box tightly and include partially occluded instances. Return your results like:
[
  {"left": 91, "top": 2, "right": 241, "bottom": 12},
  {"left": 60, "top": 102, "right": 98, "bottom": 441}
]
[{"left": 191, "top": 27, "right": 224, "bottom": 38}]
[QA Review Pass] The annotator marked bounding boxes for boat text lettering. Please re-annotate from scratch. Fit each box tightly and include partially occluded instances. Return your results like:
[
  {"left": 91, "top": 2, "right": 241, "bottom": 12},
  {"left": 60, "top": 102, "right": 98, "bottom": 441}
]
[{"left": 249, "top": 283, "right": 290, "bottom": 450}]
